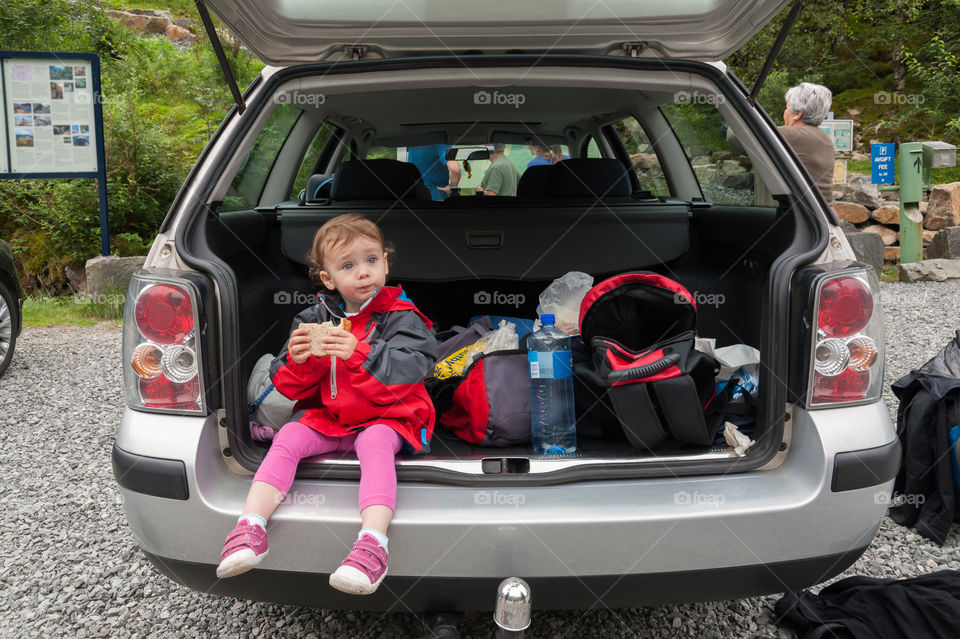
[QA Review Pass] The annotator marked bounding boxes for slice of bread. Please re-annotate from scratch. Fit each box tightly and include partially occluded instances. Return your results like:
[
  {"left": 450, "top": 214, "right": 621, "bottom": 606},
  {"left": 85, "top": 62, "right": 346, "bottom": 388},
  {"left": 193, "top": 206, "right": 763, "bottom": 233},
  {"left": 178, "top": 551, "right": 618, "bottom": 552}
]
[{"left": 299, "top": 318, "right": 352, "bottom": 357}]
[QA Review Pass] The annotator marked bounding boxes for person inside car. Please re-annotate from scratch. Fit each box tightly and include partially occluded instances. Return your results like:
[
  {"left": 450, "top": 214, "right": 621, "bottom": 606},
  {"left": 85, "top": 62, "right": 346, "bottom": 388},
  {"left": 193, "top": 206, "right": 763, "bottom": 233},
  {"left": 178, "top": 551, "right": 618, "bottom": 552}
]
[
  {"left": 475, "top": 143, "right": 519, "bottom": 196},
  {"left": 216, "top": 214, "right": 438, "bottom": 596}
]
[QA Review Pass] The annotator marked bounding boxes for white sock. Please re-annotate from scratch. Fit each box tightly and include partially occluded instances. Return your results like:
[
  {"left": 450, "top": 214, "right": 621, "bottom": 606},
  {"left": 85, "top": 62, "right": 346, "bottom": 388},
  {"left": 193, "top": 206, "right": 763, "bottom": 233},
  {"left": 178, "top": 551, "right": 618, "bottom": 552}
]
[
  {"left": 239, "top": 514, "right": 267, "bottom": 531},
  {"left": 359, "top": 528, "right": 388, "bottom": 549}
]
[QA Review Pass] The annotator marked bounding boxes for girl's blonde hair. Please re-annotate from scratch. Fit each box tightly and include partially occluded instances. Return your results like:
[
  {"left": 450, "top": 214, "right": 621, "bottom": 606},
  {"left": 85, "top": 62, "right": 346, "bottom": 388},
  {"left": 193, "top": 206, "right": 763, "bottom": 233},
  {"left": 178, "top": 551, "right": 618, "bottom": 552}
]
[{"left": 307, "top": 214, "right": 394, "bottom": 285}]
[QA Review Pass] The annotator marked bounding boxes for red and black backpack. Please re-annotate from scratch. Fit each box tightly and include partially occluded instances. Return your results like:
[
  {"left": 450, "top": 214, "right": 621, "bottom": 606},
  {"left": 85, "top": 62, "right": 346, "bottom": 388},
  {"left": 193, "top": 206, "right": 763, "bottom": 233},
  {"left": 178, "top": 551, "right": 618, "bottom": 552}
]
[{"left": 573, "top": 272, "right": 722, "bottom": 450}]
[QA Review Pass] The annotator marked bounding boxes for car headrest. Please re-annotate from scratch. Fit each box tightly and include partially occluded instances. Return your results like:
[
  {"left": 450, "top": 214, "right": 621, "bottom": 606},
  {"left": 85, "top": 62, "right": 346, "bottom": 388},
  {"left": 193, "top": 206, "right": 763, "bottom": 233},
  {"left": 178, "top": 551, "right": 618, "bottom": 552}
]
[
  {"left": 330, "top": 159, "right": 430, "bottom": 201},
  {"left": 305, "top": 173, "right": 334, "bottom": 202},
  {"left": 517, "top": 164, "right": 553, "bottom": 197},
  {"left": 547, "top": 159, "right": 632, "bottom": 198}
]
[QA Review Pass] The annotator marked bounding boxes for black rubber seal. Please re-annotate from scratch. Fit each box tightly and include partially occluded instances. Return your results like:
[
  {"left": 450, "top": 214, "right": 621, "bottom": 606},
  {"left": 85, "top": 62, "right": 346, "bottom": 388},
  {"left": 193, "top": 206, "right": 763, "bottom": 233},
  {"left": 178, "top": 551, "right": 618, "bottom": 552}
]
[
  {"left": 831, "top": 439, "right": 902, "bottom": 493},
  {"left": 112, "top": 442, "right": 189, "bottom": 501}
]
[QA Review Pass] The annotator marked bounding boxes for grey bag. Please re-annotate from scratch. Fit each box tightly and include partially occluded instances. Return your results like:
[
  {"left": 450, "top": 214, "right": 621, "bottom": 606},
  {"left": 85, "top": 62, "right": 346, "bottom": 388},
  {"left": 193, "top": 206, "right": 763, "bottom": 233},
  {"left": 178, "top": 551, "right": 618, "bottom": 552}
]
[{"left": 247, "top": 354, "right": 299, "bottom": 431}]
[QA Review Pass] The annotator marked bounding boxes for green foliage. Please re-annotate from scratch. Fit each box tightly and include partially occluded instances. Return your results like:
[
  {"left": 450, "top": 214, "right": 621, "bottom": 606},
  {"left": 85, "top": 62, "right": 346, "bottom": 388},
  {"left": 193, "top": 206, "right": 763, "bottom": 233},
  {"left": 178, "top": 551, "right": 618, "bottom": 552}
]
[
  {"left": 0, "top": 0, "right": 263, "bottom": 295},
  {"left": 728, "top": 0, "right": 960, "bottom": 145}
]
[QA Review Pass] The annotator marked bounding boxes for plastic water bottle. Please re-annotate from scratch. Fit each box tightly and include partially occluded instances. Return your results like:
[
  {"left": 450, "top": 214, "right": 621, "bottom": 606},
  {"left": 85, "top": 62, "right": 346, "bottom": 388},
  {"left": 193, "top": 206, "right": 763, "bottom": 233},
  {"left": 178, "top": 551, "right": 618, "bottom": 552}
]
[{"left": 527, "top": 314, "right": 577, "bottom": 454}]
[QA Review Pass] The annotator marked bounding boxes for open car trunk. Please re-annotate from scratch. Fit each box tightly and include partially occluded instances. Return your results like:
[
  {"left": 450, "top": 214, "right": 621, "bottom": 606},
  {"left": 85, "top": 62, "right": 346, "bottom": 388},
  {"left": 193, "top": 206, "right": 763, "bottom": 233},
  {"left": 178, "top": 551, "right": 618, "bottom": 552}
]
[{"left": 205, "top": 191, "right": 795, "bottom": 481}]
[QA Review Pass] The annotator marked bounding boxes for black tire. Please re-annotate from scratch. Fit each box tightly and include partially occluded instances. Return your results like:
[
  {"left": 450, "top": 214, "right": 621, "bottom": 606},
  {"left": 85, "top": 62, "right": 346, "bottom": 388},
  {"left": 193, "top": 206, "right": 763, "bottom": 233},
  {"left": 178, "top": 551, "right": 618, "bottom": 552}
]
[{"left": 0, "top": 281, "right": 16, "bottom": 379}]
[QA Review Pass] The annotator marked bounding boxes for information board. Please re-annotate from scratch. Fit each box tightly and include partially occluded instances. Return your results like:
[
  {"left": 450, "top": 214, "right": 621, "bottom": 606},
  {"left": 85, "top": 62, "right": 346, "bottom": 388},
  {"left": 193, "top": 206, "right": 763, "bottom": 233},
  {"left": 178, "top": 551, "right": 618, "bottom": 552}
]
[
  {"left": 1, "top": 52, "right": 109, "bottom": 255},
  {"left": 2, "top": 56, "right": 99, "bottom": 174},
  {"left": 819, "top": 119, "right": 854, "bottom": 153}
]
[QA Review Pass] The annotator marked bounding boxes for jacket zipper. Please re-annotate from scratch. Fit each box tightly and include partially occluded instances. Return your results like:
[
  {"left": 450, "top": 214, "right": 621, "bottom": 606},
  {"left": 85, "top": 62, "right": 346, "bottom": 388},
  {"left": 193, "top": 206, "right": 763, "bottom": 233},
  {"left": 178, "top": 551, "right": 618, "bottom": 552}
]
[{"left": 330, "top": 356, "right": 337, "bottom": 399}]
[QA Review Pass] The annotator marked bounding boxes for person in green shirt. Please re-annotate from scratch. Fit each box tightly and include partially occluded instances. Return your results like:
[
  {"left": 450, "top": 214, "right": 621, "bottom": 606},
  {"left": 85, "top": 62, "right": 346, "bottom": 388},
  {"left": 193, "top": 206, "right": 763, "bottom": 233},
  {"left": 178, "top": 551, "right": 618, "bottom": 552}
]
[{"left": 476, "top": 143, "right": 519, "bottom": 196}]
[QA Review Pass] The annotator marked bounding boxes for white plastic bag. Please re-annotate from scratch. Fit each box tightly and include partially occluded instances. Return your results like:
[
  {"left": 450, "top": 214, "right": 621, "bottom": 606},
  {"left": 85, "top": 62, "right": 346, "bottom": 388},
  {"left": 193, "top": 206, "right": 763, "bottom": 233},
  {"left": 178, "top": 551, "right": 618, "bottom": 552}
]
[
  {"left": 696, "top": 339, "right": 760, "bottom": 402},
  {"left": 464, "top": 320, "right": 519, "bottom": 364},
  {"left": 535, "top": 271, "right": 594, "bottom": 335}
]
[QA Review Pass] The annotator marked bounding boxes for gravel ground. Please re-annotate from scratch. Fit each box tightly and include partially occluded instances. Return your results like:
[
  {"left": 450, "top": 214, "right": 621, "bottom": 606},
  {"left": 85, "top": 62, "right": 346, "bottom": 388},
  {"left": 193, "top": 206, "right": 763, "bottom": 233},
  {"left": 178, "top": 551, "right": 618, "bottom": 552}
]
[{"left": 1, "top": 280, "right": 958, "bottom": 638}]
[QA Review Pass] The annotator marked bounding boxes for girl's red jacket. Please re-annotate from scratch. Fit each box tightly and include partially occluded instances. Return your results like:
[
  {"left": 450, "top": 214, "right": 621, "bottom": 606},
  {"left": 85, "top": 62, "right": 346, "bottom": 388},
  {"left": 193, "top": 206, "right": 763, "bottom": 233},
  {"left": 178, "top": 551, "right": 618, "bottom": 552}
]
[{"left": 269, "top": 286, "right": 438, "bottom": 452}]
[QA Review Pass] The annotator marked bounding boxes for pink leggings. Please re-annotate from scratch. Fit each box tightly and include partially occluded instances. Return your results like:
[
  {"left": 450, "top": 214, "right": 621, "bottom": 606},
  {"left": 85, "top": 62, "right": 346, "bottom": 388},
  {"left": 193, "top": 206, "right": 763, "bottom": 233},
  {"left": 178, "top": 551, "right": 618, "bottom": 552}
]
[{"left": 253, "top": 421, "right": 403, "bottom": 511}]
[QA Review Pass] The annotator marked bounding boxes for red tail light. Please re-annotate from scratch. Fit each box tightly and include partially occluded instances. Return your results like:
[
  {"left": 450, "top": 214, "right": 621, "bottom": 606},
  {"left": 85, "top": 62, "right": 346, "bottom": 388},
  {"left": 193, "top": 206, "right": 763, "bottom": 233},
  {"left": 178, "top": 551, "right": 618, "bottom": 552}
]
[
  {"left": 134, "top": 284, "right": 194, "bottom": 344},
  {"left": 809, "top": 271, "right": 884, "bottom": 407},
  {"left": 124, "top": 277, "right": 204, "bottom": 414},
  {"left": 139, "top": 376, "right": 201, "bottom": 410},
  {"left": 817, "top": 277, "right": 873, "bottom": 337}
]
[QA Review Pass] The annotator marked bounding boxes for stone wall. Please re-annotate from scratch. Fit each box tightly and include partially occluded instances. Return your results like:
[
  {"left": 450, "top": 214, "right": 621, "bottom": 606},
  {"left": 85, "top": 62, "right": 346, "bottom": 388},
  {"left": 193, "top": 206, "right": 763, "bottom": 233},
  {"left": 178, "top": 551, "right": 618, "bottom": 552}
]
[{"left": 834, "top": 173, "right": 960, "bottom": 263}]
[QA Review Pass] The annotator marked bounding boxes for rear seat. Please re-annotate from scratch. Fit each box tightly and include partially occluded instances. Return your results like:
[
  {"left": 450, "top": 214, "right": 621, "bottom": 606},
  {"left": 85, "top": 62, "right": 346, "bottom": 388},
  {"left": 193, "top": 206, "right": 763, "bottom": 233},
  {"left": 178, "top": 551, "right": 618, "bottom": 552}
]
[
  {"left": 329, "top": 159, "right": 433, "bottom": 202},
  {"left": 546, "top": 158, "right": 633, "bottom": 199}
]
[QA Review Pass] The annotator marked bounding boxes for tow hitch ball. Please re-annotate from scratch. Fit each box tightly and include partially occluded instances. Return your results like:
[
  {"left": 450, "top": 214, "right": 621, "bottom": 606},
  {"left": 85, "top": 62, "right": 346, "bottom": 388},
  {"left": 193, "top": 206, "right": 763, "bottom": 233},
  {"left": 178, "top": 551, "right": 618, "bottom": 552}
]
[{"left": 494, "top": 577, "right": 532, "bottom": 638}]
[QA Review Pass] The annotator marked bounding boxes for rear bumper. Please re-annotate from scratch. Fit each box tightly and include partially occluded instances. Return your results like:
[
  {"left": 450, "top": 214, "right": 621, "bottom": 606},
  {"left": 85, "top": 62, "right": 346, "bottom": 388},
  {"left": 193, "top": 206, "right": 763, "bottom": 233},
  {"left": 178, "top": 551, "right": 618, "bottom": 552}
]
[
  {"left": 114, "top": 401, "right": 898, "bottom": 610},
  {"left": 143, "top": 546, "right": 869, "bottom": 612}
]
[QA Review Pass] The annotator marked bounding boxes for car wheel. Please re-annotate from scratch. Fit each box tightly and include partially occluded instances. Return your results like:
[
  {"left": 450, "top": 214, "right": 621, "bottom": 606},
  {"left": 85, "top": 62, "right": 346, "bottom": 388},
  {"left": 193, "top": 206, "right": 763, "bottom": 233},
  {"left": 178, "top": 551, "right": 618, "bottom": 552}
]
[{"left": 0, "top": 281, "right": 16, "bottom": 378}]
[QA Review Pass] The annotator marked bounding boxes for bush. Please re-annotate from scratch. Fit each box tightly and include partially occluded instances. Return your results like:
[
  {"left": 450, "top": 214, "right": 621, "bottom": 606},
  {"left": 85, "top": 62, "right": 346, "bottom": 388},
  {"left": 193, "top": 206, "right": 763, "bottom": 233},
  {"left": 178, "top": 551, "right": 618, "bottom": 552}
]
[{"left": 0, "top": 0, "right": 262, "bottom": 295}]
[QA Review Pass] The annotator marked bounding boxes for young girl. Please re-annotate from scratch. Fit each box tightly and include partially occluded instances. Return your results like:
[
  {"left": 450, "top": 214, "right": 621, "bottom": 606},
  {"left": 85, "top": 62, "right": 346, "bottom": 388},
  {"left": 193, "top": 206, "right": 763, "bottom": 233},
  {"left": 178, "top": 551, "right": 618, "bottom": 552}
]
[{"left": 216, "top": 214, "right": 438, "bottom": 595}]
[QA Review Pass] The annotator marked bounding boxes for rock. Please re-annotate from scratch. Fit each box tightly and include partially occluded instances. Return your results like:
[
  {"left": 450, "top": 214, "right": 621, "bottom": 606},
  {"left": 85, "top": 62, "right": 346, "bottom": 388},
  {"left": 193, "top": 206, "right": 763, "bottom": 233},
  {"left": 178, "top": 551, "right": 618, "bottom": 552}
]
[
  {"left": 834, "top": 201, "right": 870, "bottom": 224},
  {"left": 833, "top": 190, "right": 845, "bottom": 202},
  {"left": 845, "top": 232, "right": 884, "bottom": 272},
  {"left": 711, "top": 150, "right": 733, "bottom": 162},
  {"left": 884, "top": 246, "right": 900, "bottom": 262},
  {"left": 881, "top": 190, "right": 900, "bottom": 202},
  {"left": 721, "top": 172, "right": 752, "bottom": 189},
  {"left": 84, "top": 255, "right": 146, "bottom": 298},
  {"left": 693, "top": 166, "right": 718, "bottom": 184},
  {"left": 142, "top": 16, "right": 171, "bottom": 35},
  {"left": 690, "top": 145, "right": 712, "bottom": 158},
  {"left": 690, "top": 156, "right": 712, "bottom": 167},
  {"left": 718, "top": 160, "right": 745, "bottom": 177},
  {"left": 861, "top": 224, "right": 898, "bottom": 246},
  {"left": 166, "top": 24, "right": 196, "bottom": 43},
  {"left": 924, "top": 182, "right": 960, "bottom": 230},
  {"left": 871, "top": 204, "right": 900, "bottom": 225},
  {"left": 923, "top": 230, "right": 938, "bottom": 247},
  {"left": 174, "top": 17, "right": 198, "bottom": 32},
  {"left": 107, "top": 10, "right": 149, "bottom": 32},
  {"left": 841, "top": 174, "right": 883, "bottom": 209},
  {"left": 927, "top": 227, "right": 960, "bottom": 259},
  {"left": 898, "top": 258, "right": 960, "bottom": 282},
  {"left": 129, "top": 8, "right": 175, "bottom": 21},
  {"left": 631, "top": 153, "right": 660, "bottom": 170},
  {"left": 839, "top": 220, "right": 858, "bottom": 235}
]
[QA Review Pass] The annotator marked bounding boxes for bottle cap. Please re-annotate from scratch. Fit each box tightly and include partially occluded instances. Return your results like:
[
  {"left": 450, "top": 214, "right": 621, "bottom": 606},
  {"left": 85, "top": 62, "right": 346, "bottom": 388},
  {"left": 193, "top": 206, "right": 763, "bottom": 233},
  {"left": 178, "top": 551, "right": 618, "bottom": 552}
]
[{"left": 541, "top": 314, "right": 555, "bottom": 325}]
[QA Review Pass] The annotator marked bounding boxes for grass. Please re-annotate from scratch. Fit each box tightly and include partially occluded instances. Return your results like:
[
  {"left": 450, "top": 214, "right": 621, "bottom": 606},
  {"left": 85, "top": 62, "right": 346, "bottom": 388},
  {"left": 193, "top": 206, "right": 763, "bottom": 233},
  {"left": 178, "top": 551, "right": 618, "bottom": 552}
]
[
  {"left": 879, "top": 264, "right": 901, "bottom": 282},
  {"left": 845, "top": 159, "right": 960, "bottom": 185},
  {"left": 23, "top": 293, "right": 125, "bottom": 327}
]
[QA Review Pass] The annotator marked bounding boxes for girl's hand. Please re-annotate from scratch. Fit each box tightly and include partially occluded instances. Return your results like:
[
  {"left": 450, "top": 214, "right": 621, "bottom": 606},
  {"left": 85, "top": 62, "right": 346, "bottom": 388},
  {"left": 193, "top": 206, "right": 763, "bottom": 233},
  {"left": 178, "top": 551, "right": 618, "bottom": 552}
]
[
  {"left": 321, "top": 328, "right": 358, "bottom": 360},
  {"left": 288, "top": 327, "right": 312, "bottom": 364}
]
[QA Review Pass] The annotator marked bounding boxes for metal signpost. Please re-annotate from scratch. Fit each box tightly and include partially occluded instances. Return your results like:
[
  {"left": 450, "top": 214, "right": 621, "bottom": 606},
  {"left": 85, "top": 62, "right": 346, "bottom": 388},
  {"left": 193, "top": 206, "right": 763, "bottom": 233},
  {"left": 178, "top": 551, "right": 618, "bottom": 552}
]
[
  {"left": 0, "top": 51, "right": 110, "bottom": 256},
  {"left": 876, "top": 141, "right": 957, "bottom": 264}
]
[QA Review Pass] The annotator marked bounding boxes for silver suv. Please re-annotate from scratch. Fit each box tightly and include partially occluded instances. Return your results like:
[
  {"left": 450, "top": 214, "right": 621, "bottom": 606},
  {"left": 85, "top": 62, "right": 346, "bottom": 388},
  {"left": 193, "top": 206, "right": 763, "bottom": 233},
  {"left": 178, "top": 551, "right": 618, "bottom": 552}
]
[{"left": 112, "top": 0, "right": 899, "bottom": 619}]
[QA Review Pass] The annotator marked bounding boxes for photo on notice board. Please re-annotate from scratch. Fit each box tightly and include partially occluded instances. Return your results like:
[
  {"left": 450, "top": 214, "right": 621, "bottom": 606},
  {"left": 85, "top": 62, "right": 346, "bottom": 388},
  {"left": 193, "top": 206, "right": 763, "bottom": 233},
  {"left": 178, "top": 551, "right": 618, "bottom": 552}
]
[
  {"left": 63, "top": 82, "right": 74, "bottom": 93},
  {"left": 74, "top": 77, "right": 87, "bottom": 89},
  {"left": 50, "top": 82, "right": 63, "bottom": 100},
  {"left": 49, "top": 65, "right": 73, "bottom": 80},
  {"left": 13, "top": 115, "right": 32, "bottom": 127},
  {"left": 15, "top": 128, "right": 34, "bottom": 147},
  {"left": 13, "top": 102, "right": 32, "bottom": 114},
  {"left": 31, "top": 103, "right": 51, "bottom": 114},
  {"left": 73, "top": 135, "right": 90, "bottom": 147},
  {"left": 34, "top": 115, "right": 51, "bottom": 127},
  {"left": 53, "top": 124, "right": 70, "bottom": 135}
]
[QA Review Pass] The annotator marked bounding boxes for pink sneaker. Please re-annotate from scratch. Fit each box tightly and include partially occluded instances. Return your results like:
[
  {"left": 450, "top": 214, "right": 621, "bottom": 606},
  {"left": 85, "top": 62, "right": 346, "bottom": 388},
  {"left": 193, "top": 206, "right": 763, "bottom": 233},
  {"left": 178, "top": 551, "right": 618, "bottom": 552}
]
[
  {"left": 216, "top": 521, "right": 269, "bottom": 578},
  {"left": 329, "top": 533, "right": 388, "bottom": 595}
]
